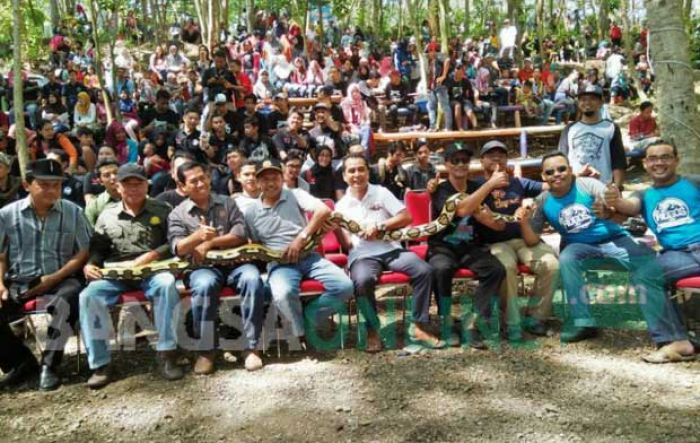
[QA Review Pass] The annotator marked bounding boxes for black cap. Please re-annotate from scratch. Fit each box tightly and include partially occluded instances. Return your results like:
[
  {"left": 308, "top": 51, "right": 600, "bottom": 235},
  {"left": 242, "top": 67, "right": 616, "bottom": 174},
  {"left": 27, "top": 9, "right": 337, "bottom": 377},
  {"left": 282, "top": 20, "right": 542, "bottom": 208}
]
[
  {"left": 443, "top": 143, "right": 473, "bottom": 161},
  {"left": 578, "top": 84, "right": 604, "bottom": 98},
  {"left": 480, "top": 140, "right": 508, "bottom": 156},
  {"left": 26, "top": 159, "right": 64, "bottom": 181},
  {"left": 117, "top": 163, "right": 148, "bottom": 181},
  {"left": 313, "top": 101, "right": 331, "bottom": 111},
  {"left": 416, "top": 138, "right": 428, "bottom": 148},
  {"left": 255, "top": 158, "right": 283, "bottom": 177}
]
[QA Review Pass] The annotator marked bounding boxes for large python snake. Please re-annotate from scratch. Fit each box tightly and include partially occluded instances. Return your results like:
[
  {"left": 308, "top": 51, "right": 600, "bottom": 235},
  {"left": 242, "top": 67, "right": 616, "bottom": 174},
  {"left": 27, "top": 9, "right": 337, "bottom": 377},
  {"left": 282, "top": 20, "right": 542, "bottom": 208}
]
[{"left": 100, "top": 193, "right": 521, "bottom": 280}]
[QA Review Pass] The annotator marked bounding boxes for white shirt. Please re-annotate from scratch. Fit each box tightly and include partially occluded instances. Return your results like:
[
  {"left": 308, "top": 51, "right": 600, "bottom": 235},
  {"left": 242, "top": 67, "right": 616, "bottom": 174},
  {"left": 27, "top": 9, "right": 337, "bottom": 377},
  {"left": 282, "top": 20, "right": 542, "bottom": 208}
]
[{"left": 335, "top": 184, "right": 405, "bottom": 265}]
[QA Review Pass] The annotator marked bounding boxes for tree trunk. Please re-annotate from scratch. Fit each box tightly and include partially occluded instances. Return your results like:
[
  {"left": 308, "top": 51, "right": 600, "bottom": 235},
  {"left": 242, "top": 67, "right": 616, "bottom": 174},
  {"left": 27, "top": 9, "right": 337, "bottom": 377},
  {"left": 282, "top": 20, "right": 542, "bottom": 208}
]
[
  {"left": 683, "top": 0, "right": 692, "bottom": 23},
  {"left": 428, "top": 0, "right": 439, "bottom": 40},
  {"left": 11, "top": 0, "right": 29, "bottom": 179},
  {"left": 647, "top": 0, "right": 700, "bottom": 173},
  {"left": 536, "top": 0, "right": 545, "bottom": 61},
  {"left": 194, "top": 0, "right": 209, "bottom": 46},
  {"left": 598, "top": 0, "right": 610, "bottom": 41},
  {"left": 208, "top": 0, "right": 218, "bottom": 48},
  {"left": 246, "top": 0, "right": 255, "bottom": 33},
  {"left": 464, "top": 0, "right": 470, "bottom": 35},
  {"left": 88, "top": 0, "right": 114, "bottom": 125},
  {"left": 437, "top": 0, "right": 449, "bottom": 54},
  {"left": 50, "top": 0, "right": 60, "bottom": 29}
]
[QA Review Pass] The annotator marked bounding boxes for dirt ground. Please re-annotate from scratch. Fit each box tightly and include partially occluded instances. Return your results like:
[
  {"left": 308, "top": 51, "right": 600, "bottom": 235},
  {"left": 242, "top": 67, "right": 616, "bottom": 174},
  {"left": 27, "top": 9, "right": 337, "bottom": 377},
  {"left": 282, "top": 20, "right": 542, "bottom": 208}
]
[{"left": 0, "top": 325, "right": 698, "bottom": 443}]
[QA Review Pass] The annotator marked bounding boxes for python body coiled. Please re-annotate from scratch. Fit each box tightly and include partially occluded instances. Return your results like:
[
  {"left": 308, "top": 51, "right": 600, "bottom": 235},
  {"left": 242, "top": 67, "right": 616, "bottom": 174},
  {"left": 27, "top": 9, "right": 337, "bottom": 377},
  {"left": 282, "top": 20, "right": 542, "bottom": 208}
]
[{"left": 100, "top": 193, "right": 519, "bottom": 280}]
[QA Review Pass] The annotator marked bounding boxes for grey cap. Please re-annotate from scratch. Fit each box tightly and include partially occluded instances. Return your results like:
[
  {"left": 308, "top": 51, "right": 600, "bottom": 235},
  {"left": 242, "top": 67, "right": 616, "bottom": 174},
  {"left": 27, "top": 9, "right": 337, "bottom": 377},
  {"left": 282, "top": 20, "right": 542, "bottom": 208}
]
[
  {"left": 578, "top": 84, "right": 604, "bottom": 98},
  {"left": 480, "top": 140, "right": 508, "bottom": 156},
  {"left": 117, "top": 163, "right": 148, "bottom": 181}
]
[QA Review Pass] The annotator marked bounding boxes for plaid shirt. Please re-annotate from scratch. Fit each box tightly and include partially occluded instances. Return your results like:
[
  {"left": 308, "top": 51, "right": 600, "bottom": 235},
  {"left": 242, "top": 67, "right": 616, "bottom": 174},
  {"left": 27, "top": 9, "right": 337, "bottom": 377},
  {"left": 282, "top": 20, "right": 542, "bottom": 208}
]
[{"left": 0, "top": 197, "right": 92, "bottom": 283}]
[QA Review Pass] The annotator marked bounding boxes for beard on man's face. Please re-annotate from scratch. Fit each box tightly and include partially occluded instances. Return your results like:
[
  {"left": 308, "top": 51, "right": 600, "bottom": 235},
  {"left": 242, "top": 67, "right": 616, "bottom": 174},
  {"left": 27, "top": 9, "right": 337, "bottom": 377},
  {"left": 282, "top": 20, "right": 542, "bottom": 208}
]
[{"left": 583, "top": 110, "right": 597, "bottom": 117}]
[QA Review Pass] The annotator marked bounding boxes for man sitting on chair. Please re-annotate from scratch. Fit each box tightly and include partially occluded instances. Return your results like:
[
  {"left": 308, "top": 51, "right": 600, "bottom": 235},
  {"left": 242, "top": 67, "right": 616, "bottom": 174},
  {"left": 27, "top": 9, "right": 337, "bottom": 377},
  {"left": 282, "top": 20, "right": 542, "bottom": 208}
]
[
  {"left": 599, "top": 140, "right": 700, "bottom": 361},
  {"left": 335, "top": 153, "right": 444, "bottom": 352},
  {"left": 244, "top": 159, "right": 353, "bottom": 349},
  {"left": 168, "top": 161, "right": 265, "bottom": 375},
  {"left": 520, "top": 151, "right": 694, "bottom": 362},
  {"left": 80, "top": 164, "right": 183, "bottom": 389},
  {"left": 0, "top": 159, "right": 91, "bottom": 391}
]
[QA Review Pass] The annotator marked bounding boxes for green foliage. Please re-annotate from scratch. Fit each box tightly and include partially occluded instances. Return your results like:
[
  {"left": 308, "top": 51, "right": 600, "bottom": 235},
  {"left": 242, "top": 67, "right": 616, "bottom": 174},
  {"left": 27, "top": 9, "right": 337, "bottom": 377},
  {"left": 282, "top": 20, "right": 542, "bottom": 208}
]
[
  {"left": 0, "top": 1, "right": 48, "bottom": 62},
  {"left": 691, "top": 17, "right": 700, "bottom": 69}
]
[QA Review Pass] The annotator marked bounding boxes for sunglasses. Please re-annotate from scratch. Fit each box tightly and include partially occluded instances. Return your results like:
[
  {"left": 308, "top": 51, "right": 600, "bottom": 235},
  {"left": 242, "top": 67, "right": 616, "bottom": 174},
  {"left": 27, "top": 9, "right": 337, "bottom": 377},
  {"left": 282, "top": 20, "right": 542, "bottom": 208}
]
[
  {"left": 449, "top": 157, "right": 470, "bottom": 165},
  {"left": 543, "top": 165, "right": 568, "bottom": 176}
]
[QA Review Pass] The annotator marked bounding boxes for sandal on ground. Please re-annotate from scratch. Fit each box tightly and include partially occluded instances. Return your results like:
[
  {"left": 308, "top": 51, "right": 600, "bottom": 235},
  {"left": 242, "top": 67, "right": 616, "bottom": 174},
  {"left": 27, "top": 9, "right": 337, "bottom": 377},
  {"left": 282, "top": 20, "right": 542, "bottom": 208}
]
[{"left": 641, "top": 348, "right": 696, "bottom": 364}]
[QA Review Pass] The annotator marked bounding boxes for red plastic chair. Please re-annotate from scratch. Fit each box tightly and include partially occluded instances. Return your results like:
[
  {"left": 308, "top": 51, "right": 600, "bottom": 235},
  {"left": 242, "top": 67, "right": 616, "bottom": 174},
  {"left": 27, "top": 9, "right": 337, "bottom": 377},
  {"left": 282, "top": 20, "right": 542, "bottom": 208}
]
[
  {"left": 404, "top": 190, "right": 432, "bottom": 243},
  {"left": 673, "top": 276, "right": 700, "bottom": 335}
]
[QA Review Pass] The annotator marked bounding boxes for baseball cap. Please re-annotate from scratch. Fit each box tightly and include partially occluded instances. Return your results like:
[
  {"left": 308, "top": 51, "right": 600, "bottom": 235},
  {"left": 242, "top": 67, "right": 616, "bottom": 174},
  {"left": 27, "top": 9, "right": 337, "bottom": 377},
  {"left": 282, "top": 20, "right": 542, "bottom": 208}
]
[
  {"left": 26, "top": 159, "right": 64, "bottom": 181},
  {"left": 117, "top": 163, "right": 148, "bottom": 181},
  {"left": 273, "top": 93, "right": 287, "bottom": 101},
  {"left": 443, "top": 143, "right": 473, "bottom": 161},
  {"left": 480, "top": 140, "right": 508, "bottom": 156},
  {"left": 578, "top": 84, "right": 604, "bottom": 98},
  {"left": 255, "top": 158, "right": 283, "bottom": 177},
  {"left": 313, "top": 101, "right": 331, "bottom": 111},
  {"left": 214, "top": 93, "right": 227, "bottom": 104}
]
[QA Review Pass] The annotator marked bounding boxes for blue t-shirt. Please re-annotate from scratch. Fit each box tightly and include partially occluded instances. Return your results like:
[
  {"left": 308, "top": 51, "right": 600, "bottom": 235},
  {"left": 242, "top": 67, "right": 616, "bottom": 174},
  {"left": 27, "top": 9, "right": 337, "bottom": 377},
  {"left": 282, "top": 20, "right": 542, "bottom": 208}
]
[
  {"left": 531, "top": 177, "right": 627, "bottom": 244},
  {"left": 473, "top": 176, "right": 543, "bottom": 244},
  {"left": 637, "top": 176, "right": 700, "bottom": 250}
]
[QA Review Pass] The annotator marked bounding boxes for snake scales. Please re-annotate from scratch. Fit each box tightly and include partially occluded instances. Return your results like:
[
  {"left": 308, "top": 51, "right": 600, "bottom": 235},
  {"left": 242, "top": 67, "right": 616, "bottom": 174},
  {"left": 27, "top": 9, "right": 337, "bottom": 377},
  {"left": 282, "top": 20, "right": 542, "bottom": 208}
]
[{"left": 100, "top": 193, "right": 521, "bottom": 280}]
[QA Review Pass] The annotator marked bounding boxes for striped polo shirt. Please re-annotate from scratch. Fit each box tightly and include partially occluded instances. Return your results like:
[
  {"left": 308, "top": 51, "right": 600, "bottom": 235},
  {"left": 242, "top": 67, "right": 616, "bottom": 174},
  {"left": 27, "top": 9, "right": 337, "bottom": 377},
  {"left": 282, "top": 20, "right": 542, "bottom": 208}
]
[{"left": 0, "top": 197, "right": 92, "bottom": 283}]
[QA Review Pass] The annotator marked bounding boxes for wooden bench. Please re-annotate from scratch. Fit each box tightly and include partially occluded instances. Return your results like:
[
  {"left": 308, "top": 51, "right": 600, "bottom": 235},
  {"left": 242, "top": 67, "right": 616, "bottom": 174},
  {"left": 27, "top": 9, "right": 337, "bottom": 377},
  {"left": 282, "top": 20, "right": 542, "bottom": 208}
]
[{"left": 375, "top": 125, "right": 563, "bottom": 157}]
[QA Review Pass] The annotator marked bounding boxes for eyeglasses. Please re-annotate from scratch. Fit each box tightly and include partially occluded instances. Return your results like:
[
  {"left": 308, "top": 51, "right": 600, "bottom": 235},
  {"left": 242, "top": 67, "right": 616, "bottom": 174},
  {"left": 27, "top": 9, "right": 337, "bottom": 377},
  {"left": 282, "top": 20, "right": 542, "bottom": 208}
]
[
  {"left": 644, "top": 154, "right": 675, "bottom": 164},
  {"left": 543, "top": 165, "right": 568, "bottom": 176},
  {"left": 449, "top": 157, "right": 470, "bottom": 165}
]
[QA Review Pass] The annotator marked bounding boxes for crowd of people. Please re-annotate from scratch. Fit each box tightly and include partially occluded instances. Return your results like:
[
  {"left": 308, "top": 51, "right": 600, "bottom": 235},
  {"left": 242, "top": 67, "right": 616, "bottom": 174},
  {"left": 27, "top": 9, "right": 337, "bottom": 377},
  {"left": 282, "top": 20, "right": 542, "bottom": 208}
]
[{"left": 1, "top": 9, "right": 694, "bottom": 394}]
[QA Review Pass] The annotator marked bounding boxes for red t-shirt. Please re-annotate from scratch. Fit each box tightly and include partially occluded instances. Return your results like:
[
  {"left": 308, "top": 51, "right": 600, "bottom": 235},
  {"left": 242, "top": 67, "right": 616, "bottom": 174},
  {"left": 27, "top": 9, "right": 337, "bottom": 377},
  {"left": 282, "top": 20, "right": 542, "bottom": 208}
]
[{"left": 629, "top": 114, "right": 657, "bottom": 139}]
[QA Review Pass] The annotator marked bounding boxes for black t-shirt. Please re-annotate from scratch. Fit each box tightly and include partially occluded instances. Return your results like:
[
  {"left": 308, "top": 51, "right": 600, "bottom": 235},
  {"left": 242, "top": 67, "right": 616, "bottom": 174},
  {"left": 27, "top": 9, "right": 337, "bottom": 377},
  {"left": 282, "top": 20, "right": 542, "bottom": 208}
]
[
  {"left": 201, "top": 67, "right": 237, "bottom": 102},
  {"left": 406, "top": 163, "right": 437, "bottom": 190},
  {"left": 370, "top": 162, "right": 408, "bottom": 200},
  {"left": 140, "top": 106, "right": 180, "bottom": 130},
  {"left": 384, "top": 81, "right": 412, "bottom": 106},
  {"left": 175, "top": 129, "right": 205, "bottom": 163},
  {"left": 272, "top": 128, "right": 309, "bottom": 156},
  {"left": 471, "top": 176, "right": 543, "bottom": 244},
  {"left": 82, "top": 171, "right": 104, "bottom": 196},
  {"left": 309, "top": 125, "right": 346, "bottom": 160},
  {"left": 150, "top": 174, "right": 175, "bottom": 197},
  {"left": 446, "top": 76, "right": 475, "bottom": 102},
  {"left": 61, "top": 174, "right": 85, "bottom": 207},
  {"left": 325, "top": 80, "right": 348, "bottom": 97},
  {"left": 239, "top": 135, "right": 279, "bottom": 162},
  {"left": 265, "top": 110, "right": 288, "bottom": 134},
  {"left": 304, "top": 165, "right": 344, "bottom": 200},
  {"left": 209, "top": 133, "right": 238, "bottom": 165},
  {"left": 428, "top": 180, "right": 480, "bottom": 249},
  {"left": 155, "top": 189, "right": 187, "bottom": 208}
]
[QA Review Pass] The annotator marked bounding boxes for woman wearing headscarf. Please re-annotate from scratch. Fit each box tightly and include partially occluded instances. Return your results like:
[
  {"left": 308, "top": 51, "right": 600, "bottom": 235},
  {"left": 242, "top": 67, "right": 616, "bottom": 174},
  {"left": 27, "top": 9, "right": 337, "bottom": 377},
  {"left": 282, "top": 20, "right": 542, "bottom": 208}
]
[
  {"left": 104, "top": 120, "right": 138, "bottom": 164},
  {"left": 41, "top": 91, "right": 70, "bottom": 132},
  {"left": 341, "top": 83, "right": 372, "bottom": 154},
  {"left": 73, "top": 91, "right": 97, "bottom": 132}
]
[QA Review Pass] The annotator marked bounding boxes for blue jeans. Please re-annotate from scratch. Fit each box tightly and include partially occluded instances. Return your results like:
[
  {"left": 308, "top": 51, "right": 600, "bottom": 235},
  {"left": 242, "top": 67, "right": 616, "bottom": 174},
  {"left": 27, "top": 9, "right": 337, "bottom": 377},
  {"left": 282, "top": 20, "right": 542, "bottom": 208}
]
[
  {"left": 187, "top": 263, "right": 264, "bottom": 351},
  {"left": 656, "top": 243, "right": 700, "bottom": 283},
  {"left": 427, "top": 86, "right": 452, "bottom": 130},
  {"left": 559, "top": 236, "right": 688, "bottom": 344},
  {"left": 267, "top": 253, "right": 353, "bottom": 337},
  {"left": 79, "top": 272, "right": 180, "bottom": 370}
]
